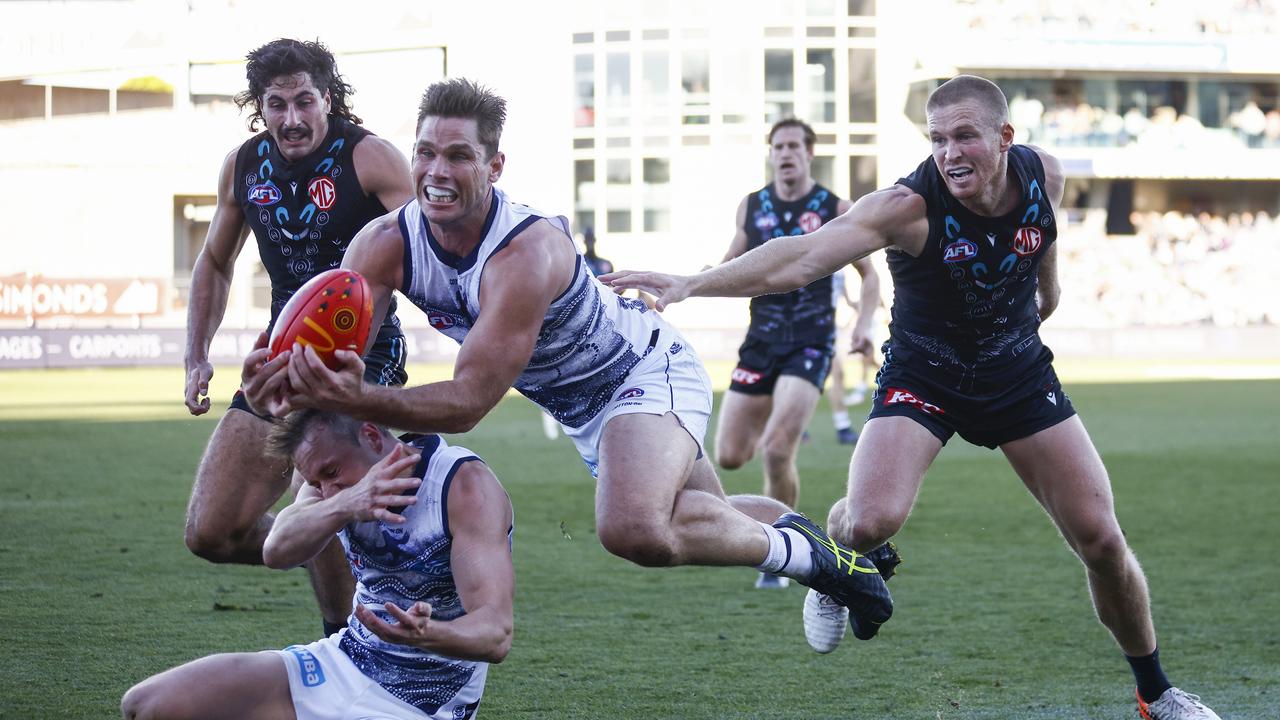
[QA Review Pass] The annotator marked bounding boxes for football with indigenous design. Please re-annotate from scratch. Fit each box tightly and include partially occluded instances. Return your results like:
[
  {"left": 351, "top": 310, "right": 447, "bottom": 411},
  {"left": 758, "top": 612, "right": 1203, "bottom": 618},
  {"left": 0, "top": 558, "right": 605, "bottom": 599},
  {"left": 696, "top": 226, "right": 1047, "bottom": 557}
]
[{"left": 268, "top": 269, "right": 374, "bottom": 370}]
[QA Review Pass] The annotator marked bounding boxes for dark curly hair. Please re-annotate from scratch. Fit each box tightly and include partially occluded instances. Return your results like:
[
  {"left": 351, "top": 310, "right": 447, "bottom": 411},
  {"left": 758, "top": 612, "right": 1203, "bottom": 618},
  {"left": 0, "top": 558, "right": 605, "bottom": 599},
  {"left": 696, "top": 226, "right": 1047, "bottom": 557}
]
[{"left": 234, "top": 38, "right": 361, "bottom": 131}]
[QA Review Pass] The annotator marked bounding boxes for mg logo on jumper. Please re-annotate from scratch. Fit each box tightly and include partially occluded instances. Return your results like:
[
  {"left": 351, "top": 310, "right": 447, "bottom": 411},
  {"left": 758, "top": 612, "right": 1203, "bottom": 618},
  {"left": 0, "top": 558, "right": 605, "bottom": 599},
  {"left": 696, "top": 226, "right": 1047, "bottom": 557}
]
[
  {"left": 308, "top": 177, "right": 337, "bottom": 211},
  {"left": 797, "top": 211, "right": 824, "bottom": 233},
  {"left": 943, "top": 238, "right": 977, "bottom": 263},
  {"left": 1012, "top": 227, "right": 1042, "bottom": 257}
]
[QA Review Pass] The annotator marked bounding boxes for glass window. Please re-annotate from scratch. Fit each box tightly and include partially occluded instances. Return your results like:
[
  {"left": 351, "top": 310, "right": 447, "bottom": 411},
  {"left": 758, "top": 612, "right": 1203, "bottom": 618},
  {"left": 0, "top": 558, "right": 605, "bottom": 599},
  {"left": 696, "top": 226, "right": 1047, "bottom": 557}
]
[
  {"left": 644, "top": 209, "right": 671, "bottom": 232},
  {"left": 574, "top": 54, "right": 594, "bottom": 128},
  {"left": 575, "top": 211, "right": 594, "bottom": 236},
  {"left": 721, "top": 48, "right": 753, "bottom": 122},
  {"left": 607, "top": 52, "right": 631, "bottom": 102},
  {"left": 812, "top": 156, "right": 835, "bottom": 188},
  {"left": 806, "top": 49, "right": 835, "bottom": 123},
  {"left": 847, "top": 0, "right": 875, "bottom": 15},
  {"left": 574, "top": 160, "right": 595, "bottom": 204},
  {"left": 608, "top": 210, "right": 632, "bottom": 233},
  {"left": 847, "top": 48, "right": 876, "bottom": 123},
  {"left": 642, "top": 50, "right": 670, "bottom": 125},
  {"left": 607, "top": 158, "right": 631, "bottom": 184},
  {"left": 681, "top": 50, "right": 710, "bottom": 96},
  {"left": 643, "top": 158, "right": 670, "bottom": 184},
  {"left": 764, "top": 49, "right": 794, "bottom": 122},
  {"left": 849, "top": 155, "right": 877, "bottom": 201}
]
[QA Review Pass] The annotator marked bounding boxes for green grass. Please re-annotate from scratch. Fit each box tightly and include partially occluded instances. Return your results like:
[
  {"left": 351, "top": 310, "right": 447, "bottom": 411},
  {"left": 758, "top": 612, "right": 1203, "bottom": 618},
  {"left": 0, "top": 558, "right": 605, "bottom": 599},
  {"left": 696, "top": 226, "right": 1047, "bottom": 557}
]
[{"left": 1, "top": 367, "right": 1277, "bottom": 719}]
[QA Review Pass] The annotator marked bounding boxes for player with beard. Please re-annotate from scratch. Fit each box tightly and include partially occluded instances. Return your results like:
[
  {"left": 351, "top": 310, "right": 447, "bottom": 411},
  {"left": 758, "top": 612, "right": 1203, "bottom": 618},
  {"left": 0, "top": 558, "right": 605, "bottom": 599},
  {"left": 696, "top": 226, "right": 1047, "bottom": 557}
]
[{"left": 182, "top": 38, "right": 413, "bottom": 637}]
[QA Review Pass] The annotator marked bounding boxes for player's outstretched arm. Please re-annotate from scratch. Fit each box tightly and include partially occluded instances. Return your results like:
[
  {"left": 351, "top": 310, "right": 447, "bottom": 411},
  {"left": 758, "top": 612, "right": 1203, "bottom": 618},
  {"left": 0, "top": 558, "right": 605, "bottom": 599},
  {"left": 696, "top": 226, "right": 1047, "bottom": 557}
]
[
  {"left": 263, "top": 444, "right": 421, "bottom": 569},
  {"left": 603, "top": 185, "right": 923, "bottom": 307},
  {"left": 355, "top": 460, "right": 515, "bottom": 662},
  {"left": 184, "top": 149, "right": 250, "bottom": 415}
]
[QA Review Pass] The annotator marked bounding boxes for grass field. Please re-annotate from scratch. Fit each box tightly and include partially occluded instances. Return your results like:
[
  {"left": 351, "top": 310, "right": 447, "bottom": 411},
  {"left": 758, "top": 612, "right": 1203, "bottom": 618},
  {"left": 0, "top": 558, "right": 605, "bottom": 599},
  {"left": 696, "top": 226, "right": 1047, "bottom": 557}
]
[{"left": 1, "top": 364, "right": 1277, "bottom": 719}]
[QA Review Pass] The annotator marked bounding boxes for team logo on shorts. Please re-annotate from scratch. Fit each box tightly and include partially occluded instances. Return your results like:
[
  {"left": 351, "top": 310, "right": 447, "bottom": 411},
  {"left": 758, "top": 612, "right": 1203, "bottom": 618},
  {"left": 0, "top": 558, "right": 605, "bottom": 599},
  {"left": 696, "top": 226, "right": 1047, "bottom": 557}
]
[
  {"left": 1012, "top": 227, "right": 1042, "bottom": 257},
  {"left": 285, "top": 645, "right": 327, "bottom": 687},
  {"left": 797, "top": 211, "right": 824, "bottom": 233},
  {"left": 731, "top": 367, "right": 763, "bottom": 385},
  {"left": 882, "top": 387, "right": 946, "bottom": 415},
  {"left": 247, "top": 183, "right": 281, "bottom": 206},
  {"left": 427, "top": 312, "right": 456, "bottom": 330},
  {"left": 943, "top": 238, "right": 977, "bottom": 263},
  {"left": 617, "top": 387, "right": 644, "bottom": 400},
  {"left": 308, "top": 177, "right": 337, "bottom": 211}
]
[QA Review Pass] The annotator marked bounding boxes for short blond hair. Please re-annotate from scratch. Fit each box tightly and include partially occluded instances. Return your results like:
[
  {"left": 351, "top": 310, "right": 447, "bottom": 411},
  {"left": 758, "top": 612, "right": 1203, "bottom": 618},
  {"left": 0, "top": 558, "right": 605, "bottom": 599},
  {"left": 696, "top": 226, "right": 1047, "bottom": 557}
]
[{"left": 926, "top": 75, "right": 1009, "bottom": 128}]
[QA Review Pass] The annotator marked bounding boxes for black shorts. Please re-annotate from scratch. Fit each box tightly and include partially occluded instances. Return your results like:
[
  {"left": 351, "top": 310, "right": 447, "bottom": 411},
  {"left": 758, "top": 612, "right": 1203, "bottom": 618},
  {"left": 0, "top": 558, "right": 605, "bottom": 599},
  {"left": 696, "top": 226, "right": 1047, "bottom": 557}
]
[
  {"left": 867, "top": 336, "right": 1075, "bottom": 449},
  {"left": 728, "top": 335, "right": 834, "bottom": 396},
  {"left": 229, "top": 329, "right": 409, "bottom": 419}
]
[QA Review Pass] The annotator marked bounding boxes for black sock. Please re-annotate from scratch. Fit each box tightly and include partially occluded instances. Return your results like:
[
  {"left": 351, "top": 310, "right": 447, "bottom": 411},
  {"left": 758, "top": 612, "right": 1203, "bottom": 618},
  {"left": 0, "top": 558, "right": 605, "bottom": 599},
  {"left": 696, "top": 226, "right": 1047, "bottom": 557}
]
[
  {"left": 322, "top": 619, "right": 345, "bottom": 638},
  {"left": 1126, "top": 647, "right": 1172, "bottom": 704}
]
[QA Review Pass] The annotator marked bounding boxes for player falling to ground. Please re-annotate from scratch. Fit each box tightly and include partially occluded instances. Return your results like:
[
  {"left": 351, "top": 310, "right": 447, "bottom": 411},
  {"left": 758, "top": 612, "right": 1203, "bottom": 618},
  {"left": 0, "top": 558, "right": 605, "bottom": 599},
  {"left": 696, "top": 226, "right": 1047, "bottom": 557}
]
[
  {"left": 713, "top": 119, "right": 881, "bottom": 588},
  {"left": 123, "top": 410, "right": 513, "bottom": 720},
  {"left": 605, "top": 75, "right": 1221, "bottom": 720},
  {"left": 182, "top": 38, "right": 413, "bottom": 637},
  {"left": 239, "top": 77, "right": 895, "bottom": 637}
]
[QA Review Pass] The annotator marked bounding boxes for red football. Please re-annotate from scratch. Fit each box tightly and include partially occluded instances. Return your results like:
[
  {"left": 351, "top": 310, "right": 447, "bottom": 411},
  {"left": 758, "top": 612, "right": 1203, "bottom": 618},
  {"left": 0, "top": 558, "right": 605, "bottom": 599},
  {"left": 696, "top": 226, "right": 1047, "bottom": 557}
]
[{"left": 268, "top": 269, "right": 374, "bottom": 370}]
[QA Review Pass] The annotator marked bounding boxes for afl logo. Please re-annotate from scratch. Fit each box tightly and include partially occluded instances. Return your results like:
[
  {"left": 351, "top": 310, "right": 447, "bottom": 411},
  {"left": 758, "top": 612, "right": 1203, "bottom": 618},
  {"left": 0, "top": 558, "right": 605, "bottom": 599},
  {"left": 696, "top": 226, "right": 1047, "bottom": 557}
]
[
  {"left": 943, "top": 238, "right": 978, "bottom": 263},
  {"left": 617, "top": 387, "right": 645, "bottom": 400},
  {"left": 1013, "top": 227, "right": 1042, "bottom": 257},
  {"left": 308, "top": 177, "right": 337, "bottom": 211},
  {"left": 248, "top": 184, "right": 281, "bottom": 206},
  {"left": 797, "top": 211, "right": 823, "bottom": 234},
  {"left": 427, "top": 312, "right": 456, "bottom": 331},
  {"left": 754, "top": 211, "right": 779, "bottom": 232}
]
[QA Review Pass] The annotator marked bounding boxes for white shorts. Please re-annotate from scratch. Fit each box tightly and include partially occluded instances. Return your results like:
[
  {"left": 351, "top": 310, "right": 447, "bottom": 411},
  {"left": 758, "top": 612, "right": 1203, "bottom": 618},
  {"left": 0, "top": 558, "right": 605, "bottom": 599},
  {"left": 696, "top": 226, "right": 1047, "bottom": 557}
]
[
  {"left": 564, "top": 332, "right": 713, "bottom": 478},
  {"left": 275, "top": 632, "right": 484, "bottom": 720}
]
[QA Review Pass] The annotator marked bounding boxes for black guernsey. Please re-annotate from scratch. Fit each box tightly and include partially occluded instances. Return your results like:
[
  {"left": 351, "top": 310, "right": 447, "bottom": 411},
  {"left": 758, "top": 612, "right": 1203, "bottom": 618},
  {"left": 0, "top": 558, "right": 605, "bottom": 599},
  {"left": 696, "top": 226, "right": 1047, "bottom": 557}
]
[
  {"left": 233, "top": 117, "right": 400, "bottom": 335},
  {"left": 889, "top": 144, "right": 1056, "bottom": 363},
  {"left": 742, "top": 183, "right": 843, "bottom": 344}
]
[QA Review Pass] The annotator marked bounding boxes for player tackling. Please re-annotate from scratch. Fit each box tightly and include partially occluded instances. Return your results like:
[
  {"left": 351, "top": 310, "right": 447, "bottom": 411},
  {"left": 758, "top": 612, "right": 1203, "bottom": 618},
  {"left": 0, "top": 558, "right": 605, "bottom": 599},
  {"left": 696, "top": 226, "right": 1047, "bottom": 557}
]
[
  {"left": 605, "top": 75, "right": 1221, "bottom": 720},
  {"left": 239, "top": 77, "right": 895, "bottom": 637}
]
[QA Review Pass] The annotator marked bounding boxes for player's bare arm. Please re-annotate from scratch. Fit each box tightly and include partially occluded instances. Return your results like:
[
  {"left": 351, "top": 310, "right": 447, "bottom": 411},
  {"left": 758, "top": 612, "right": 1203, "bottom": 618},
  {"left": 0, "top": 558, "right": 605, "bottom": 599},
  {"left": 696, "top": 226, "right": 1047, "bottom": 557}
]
[
  {"left": 848, "top": 255, "right": 882, "bottom": 355},
  {"left": 355, "top": 220, "right": 572, "bottom": 432},
  {"left": 353, "top": 135, "right": 415, "bottom": 211},
  {"left": 604, "top": 184, "right": 925, "bottom": 308},
  {"left": 719, "top": 197, "right": 751, "bottom": 264},
  {"left": 184, "top": 149, "right": 251, "bottom": 415},
  {"left": 263, "top": 444, "right": 421, "bottom": 569},
  {"left": 1027, "top": 145, "right": 1065, "bottom": 322},
  {"left": 355, "top": 460, "right": 515, "bottom": 662}
]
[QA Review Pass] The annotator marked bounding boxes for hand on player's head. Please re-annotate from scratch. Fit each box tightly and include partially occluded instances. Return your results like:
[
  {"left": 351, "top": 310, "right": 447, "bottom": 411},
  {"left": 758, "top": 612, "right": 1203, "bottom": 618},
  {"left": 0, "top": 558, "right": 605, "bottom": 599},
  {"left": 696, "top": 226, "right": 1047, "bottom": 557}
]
[{"left": 333, "top": 443, "right": 421, "bottom": 524}]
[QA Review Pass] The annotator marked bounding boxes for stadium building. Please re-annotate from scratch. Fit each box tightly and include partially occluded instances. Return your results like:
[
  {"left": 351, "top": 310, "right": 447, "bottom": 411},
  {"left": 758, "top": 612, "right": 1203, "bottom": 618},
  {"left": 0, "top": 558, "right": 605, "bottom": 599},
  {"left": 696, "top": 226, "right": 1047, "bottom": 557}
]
[{"left": 1, "top": 0, "right": 1276, "bottom": 369}]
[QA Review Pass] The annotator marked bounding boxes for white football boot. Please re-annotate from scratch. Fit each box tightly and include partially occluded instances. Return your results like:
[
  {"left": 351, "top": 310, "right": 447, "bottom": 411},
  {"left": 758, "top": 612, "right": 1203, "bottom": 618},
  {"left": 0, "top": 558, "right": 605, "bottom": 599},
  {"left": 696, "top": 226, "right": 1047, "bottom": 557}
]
[
  {"left": 1137, "top": 688, "right": 1222, "bottom": 720},
  {"left": 802, "top": 588, "right": 848, "bottom": 653}
]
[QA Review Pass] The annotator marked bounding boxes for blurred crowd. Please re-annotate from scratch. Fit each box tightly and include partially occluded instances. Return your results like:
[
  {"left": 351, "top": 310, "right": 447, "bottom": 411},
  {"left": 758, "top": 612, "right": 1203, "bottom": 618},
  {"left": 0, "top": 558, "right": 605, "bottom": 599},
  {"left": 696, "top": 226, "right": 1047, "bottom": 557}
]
[
  {"left": 956, "top": 0, "right": 1279, "bottom": 36},
  {"left": 1009, "top": 96, "right": 1280, "bottom": 150},
  {"left": 1054, "top": 209, "right": 1280, "bottom": 327}
]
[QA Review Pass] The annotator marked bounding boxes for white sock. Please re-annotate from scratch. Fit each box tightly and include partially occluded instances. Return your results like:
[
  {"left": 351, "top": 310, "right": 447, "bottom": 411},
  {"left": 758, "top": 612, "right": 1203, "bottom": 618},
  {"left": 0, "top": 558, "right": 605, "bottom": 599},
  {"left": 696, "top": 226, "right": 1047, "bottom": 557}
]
[
  {"left": 755, "top": 523, "right": 814, "bottom": 581},
  {"left": 833, "top": 411, "right": 851, "bottom": 430}
]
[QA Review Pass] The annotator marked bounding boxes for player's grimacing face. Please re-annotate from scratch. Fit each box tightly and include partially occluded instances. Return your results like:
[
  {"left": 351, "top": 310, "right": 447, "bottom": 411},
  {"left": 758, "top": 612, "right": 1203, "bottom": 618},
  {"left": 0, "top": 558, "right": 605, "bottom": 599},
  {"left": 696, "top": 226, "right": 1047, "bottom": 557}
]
[
  {"left": 928, "top": 99, "right": 1012, "bottom": 201},
  {"left": 262, "top": 72, "right": 331, "bottom": 162},
  {"left": 769, "top": 126, "right": 813, "bottom": 184},
  {"left": 294, "top": 430, "right": 380, "bottom": 500},
  {"left": 412, "top": 116, "right": 504, "bottom": 227}
]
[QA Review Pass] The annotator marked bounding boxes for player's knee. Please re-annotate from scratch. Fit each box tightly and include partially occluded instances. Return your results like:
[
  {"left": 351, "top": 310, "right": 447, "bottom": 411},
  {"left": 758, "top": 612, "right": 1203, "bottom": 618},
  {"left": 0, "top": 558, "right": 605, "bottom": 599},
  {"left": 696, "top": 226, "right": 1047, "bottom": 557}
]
[
  {"left": 121, "top": 679, "right": 167, "bottom": 720},
  {"left": 184, "top": 519, "right": 257, "bottom": 564},
  {"left": 760, "top": 436, "right": 797, "bottom": 472},
  {"left": 1075, "top": 525, "right": 1129, "bottom": 572},
  {"left": 716, "top": 444, "right": 751, "bottom": 470},
  {"left": 597, "top": 518, "right": 677, "bottom": 567},
  {"left": 849, "top": 514, "right": 902, "bottom": 552}
]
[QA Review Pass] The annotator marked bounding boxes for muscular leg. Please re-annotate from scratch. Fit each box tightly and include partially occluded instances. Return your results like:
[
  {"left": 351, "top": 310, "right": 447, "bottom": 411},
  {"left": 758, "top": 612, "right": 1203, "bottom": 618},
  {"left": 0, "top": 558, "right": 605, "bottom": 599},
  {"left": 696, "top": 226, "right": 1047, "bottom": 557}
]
[
  {"left": 1001, "top": 416, "right": 1157, "bottom": 656},
  {"left": 186, "top": 409, "right": 354, "bottom": 627},
  {"left": 825, "top": 416, "right": 941, "bottom": 552},
  {"left": 757, "top": 376, "right": 822, "bottom": 508},
  {"left": 685, "top": 454, "right": 791, "bottom": 523},
  {"left": 185, "top": 409, "right": 290, "bottom": 564},
  {"left": 714, "top": 389, "right": 771, "bottom": 470},
  {"left": 596, "top": 412, "right": 770, "bottom": 567},
  {"left": 121, "top": 652, "right": 294, "bottom": 720}
]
